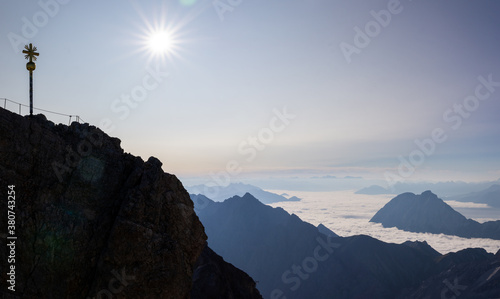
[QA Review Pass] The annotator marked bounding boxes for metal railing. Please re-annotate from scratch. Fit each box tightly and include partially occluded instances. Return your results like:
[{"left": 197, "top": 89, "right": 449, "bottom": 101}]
[{"left": 1, "top": 98, "right": 85, "bottom": 125}]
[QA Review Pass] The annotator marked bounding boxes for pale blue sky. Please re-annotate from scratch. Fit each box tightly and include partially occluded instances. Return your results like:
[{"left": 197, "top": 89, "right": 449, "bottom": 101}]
[{"left": 1, "top": 0, "right": 500, "bottom": 186}]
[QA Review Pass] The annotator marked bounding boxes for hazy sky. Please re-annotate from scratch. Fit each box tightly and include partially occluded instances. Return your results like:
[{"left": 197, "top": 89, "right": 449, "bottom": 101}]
[{"left": 2, "top": 0, "right": 500, "bottom": 186}]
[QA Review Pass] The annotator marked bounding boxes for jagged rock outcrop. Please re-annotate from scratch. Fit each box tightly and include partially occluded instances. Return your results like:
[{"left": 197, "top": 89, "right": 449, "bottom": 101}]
[
  {"left": 370, "top": 191, "right": 500, "bottom": 240},
  {"left": 0, "top": 108, "right": 260, "bottom": 298},
  {"left": 191, "top": 244, "right": 262, "bottom": 299}
]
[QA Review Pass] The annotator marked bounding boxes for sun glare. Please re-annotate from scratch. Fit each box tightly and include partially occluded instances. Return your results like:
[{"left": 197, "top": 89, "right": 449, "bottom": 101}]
[
  {"left": 130, "top": 3, "right": 198, "bottom": 65},
  {"left": 125, "top": 1, "right": 204, "bottom": 65},
  {"left": 148, "top": 30, "right": 174, "bottom": 54}
]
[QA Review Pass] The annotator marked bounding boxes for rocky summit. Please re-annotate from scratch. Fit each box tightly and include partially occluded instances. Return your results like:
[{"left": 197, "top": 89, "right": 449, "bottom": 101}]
[
  {"left": 370, "top": 190, "right": 500, "bottom": 240},
  {"left": 0, "top": 108, "right": 261, "bottom": 299}
]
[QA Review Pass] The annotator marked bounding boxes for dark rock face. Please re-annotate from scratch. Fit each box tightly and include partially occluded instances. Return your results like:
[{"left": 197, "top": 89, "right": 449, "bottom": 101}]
[
  {"left": 370, "top": 191, "right": 500, "bottom": 240},
  {"left": 402, "top": 248, "right": 500, "bottom": 299},
  {"left": 0, "top": 109, "right": 260, "bottom": 298},
  {"left": 191, "top": 244, "right": 262, "bottom": 299}
]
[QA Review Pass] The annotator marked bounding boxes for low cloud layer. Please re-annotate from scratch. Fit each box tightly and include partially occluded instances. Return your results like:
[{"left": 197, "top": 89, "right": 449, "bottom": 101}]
[{"left": 270, "top": 190, "right": 500, "bottom": 254}]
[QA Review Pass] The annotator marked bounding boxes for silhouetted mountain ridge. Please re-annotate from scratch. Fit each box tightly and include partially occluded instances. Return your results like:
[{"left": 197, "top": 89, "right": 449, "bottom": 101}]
[
  {"left": 187, "top": 182, "right": 301, "bottom": 204},
  {"left": 192, "top": 192, "right": 500, "bottom": 298}
]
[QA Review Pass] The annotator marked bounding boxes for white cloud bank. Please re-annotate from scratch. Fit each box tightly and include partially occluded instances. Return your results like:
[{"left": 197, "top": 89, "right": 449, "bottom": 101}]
[{"left": 269, "top": 190, "right": 500, "bottom": 254}]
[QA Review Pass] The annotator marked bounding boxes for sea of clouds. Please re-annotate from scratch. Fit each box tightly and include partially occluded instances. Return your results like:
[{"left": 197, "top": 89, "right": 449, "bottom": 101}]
[{"left": 269, "top": 190, "right": 500, "bottom": 254}]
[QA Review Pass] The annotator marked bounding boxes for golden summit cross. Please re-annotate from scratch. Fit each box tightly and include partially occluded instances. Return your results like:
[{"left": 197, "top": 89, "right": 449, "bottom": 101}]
[
  {"left": 22, "top": 43, "right": 39, "bottom": 62},
  {"left": 22, "top": 43, "right": 39, "bottom": 116}
]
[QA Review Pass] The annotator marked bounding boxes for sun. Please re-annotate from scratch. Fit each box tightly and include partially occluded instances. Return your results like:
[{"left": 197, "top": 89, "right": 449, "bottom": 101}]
[
  {"left": 130, "top": 3, "right": 191, "bottom": 65},
  {"left": 141, "top": 26, "right": 181, "bottom": 63},
  {"left": 148, "top": 30, "right": 174, "bottom": 55},
  {"left": 128, "top": 2, "right": 201, "bottom": 65}
]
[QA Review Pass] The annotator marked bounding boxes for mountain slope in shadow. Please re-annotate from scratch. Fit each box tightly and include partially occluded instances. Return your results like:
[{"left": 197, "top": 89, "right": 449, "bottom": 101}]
[
  {"left": 192, "top": 193, "right": 491, "bottom": 299},
  {"left": 370, "top": 191, "right": 500, "bottom": 240}
]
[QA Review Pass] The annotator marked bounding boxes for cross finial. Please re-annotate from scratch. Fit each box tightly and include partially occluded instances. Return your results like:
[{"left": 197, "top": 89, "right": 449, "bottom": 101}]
[{"left": 22, "top": 43, "right": 39, "bottom": 62}]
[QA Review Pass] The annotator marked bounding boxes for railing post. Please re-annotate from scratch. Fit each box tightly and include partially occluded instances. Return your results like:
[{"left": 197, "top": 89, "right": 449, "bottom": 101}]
[{"left": 19, "top": 104, "right": 21, "bottom": 115}]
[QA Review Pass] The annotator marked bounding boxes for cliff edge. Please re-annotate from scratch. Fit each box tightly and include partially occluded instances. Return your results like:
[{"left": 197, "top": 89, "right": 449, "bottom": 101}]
[{"left": 0, "top": 108, "right": 260, "bottom": 298}]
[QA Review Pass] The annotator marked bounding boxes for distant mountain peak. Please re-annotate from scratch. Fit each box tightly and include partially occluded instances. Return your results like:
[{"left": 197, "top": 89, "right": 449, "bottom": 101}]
[
  {"left": 355, "top": 185, "right": 390, "bottom": 195},
  {"left": 420, "top": 190, "right": 444, "bottom": 202},
  {"left": 226, "top": 193, "right": 262, "bottom": 207},
  {"left": 186, "top": 182, "right": 301, "bottom": 204},
  {"left": 371, "top": 191, "right": 500, "bottom": 240},
  {"left": 242, "top": 192, "right": 258, "bottom": 200},
  {"left": 421, "top": 190, "right": 436, "bottom": 197}
]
